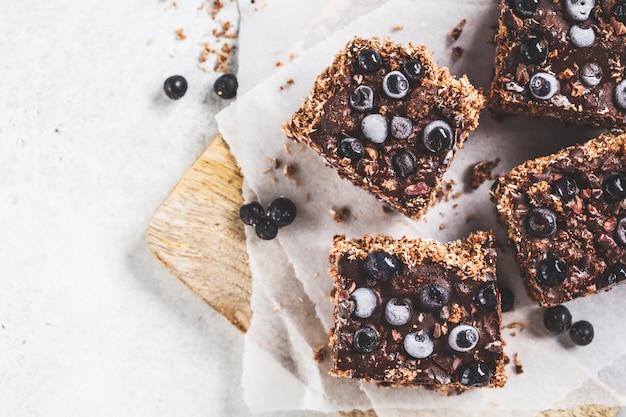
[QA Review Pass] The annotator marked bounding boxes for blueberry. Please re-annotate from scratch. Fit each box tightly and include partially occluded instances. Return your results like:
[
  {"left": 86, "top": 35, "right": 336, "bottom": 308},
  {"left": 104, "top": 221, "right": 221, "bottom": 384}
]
[
  {"left": 499, "top": 287, "right": 514, "bottom": 312},
  {"left": 402, "top": 60, "right": 424, "bottom": 85},
  {"left": 417, "top": 283, "right": 450, "bottom": 310},
  {"left": 458, "top": 361, "right": 491, "bottom": 387},
  {"left": 602, "top": 263, "right": 626, "bottom": 286},
  {"left": 520, "top": 38, "right": 548, "bottom": 65},
  {"left": 529, "top": 72, "right": 559, "bottom": 100},
  {"left": 513, "top": 0, "right": 540, "bottom": 18},
  {"left": 475, "top": 281, "right": 498, "bottom": 310},
  {"left": 214, "top": 73, "right": 238, "bottom": 99},
  {"left": 351, "top": 288, "right": 378, "bottom": 319},
  {"left": 615, "top": 0, "right": 626, "bottom": 23},
  {"left": 569, "top": 320, "right": 594, "bottom": 346},
  {"left": 392, "top": 150, "right": 416, "bottom": 178},
  {"left": 543, "top": 305, "right": 572, "bottom": 334},
  {"left": 364, "top": 250, "right": 401, "bottom": 282},
  {"left": 239, "top": 202, "right": 264, "bottom": 226},
  {"left": 361, "top": 114, "right": 388, "bottom": 144},
  {"left": 338, "top": 137, "right": 366, "bottom": 162},
  {"left": 616, "top": 79, "right": 626, "bottom": 109},
  {"left": 255, "top": 219, "right": 278, "bottom": 240},
  {"left": 552, "top": 177, "right": 578, "bottom": 202},
  {"left": 357, "top": 49, "right": 383, "bottom": 73},
  {"left": 526, "top": 207, "right": 558, "bottom": 238},
  {"left": 403, "top": 331, "right": 434, "bottom": 359},
  {"left": 353, "top": 327, "right": 379, "bottom": 353},
  {"left": 603, "top": 174, "right": 626, "bottom": 202},
  {"left": 422, "top": 120, "right": 454, "bottom": 153},
  {"left": 448, "top": 324, "right": 480, "bottom": 352},
  {"left": 614, "top": 218, "right": 626, "bottom": 246},
  {"left": 390, "top": 116, "right": 413, "bottom": 140},
  {"left": 384, "top": 298, "right": 412, "bottom": 326},
  {"left": 537, "top": 258, "right": 568, "bottom": 286},
  {"left": 382, "top": 71, "right": 410, "bottom": 99},
  {"left": 267, "top": 197, "right": 297, "bottom": 227},
  {"left": 349, "top": 85, "right": 375, "bottom": 112},
  {"left": 564, "top": 0, "right": 595, "bottom": 22},
  {"left": 569, "top": 24, "right": 595, "bottom": 48},
  {"left": 163, "top": 75, "right": 188, "bottom": 100},
  {"left": 579, "top": 63, "right": 603, "bottom": 88}
]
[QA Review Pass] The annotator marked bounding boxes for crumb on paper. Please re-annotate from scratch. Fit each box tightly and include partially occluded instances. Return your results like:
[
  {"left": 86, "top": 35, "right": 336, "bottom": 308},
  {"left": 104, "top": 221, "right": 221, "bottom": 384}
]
[
  {"left": 165, "top": 1, "right": 178, "bottom": 11},
  {"left": 276, "top": 60, "right": 284, "bottom": 67},
  {"left": 272, "top": 303, "right": 281, "bottom": 312},
  {"left": 283, "top": 163, "right": 299, "bottom": 185},
  {"left": 175, "top": 28, "right": 186, "bottom": 40},
  {"left": 382, "top": 204, "right": 394, "bottom": 214},
  {"left": 283, "top": 142, "right": 291, "bottom": 155},
  {"left": 330, "top": 207, "right": 351, "bottom": 223},
  {"left": 313, "top": 272, "right": 319, "bottom": 280},
  {"left": 305, "top": 192, "right": 311, "bottom": 202},
  {"left": 439, "top": 223, "right": 446, "bottom": 230},
  {"left": 393, "top": 24, "right": 404, "bottom": 31},
  {"left": 505, "top": 322, "right": 525, "bottom": 332},
  {"left": 287, "top": 78, "right": 295, "bottom": 85},
  {"left": 503, "top": 355, "right": 510, "bottom": 365},
  {"left": 450, "top": 18, "right": 467, "bottom": 41},
  {"left": 313, "top": 344, "right": 327, "bottom": 363},
  {"left": 289, "top": 51, "right": 297, "bottom": 61},
  {"left": 435, "top": 179, "right": 456, "bottom": 202},
  {"left": 452, "top": 46, "right": 465, "bottom": 58},
  {"left": 514, "top": 353, "right": 524, "bottom": 374},
  {"left": 211, "top": 0, "right": 224, "bottom": 18},
  {"left": 146, "top": 38, "right": 153, "bottom": 46},
  {"left": 470, "top": 158, "right": 501, "bottom": 189},
  {"left": 213, "top": 21, "right": 237, "bottom": 39}
]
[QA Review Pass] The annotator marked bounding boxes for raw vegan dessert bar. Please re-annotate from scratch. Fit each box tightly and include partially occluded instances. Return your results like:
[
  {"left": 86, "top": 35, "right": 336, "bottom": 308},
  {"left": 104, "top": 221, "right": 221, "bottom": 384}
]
[
  {"left": 328, "top": 232, "right": 507, "bottom": 393},
  {"left": 489, "top": 0, "right": 626, "bottom": 128},
  {"left": 283, "top": 37, "right": 485, "bottom": 220},
  {"left": 491, "top": 132, "right": 626, "bottom": 307}
]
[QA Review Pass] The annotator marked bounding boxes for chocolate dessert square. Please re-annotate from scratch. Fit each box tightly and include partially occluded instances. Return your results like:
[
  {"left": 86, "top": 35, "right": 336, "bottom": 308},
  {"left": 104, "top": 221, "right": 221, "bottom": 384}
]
[
  {"left": 283, "top": 37, "right": 485, "bottom": 221},
  {"left": 328, "top": 232, "right": 507, "bottom": 392},
  {"left": 489, "top": 0, "right": 626, "bottom": 127},
  {"left": 491, "top": 132, "right": 626, "bottom": 307}
]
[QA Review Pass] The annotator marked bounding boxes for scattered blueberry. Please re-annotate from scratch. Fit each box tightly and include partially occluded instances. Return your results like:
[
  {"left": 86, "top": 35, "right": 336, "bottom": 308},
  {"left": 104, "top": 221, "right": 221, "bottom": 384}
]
[
  {"left": 403, "top": 331, "right": 434, "bottom": 359},
  {"left": 351, "top": 288, "right": 378, "bottom": 319},
  {"left": 390, "top": 116, "right": 413, "bottom": 140},
  {"left": 614, "top": 218, "right": 626, "bottom": 246},
  {"left": 603, "top": 174, "right": 626, "bottom": 202},
  {"left": 338, "top": 137, "right": 366, "bottom": 162},
  {"left": 458, "top": 361, "right": 491, "bottom": 387},
  {"left": 526, "top": 207, "right": 557, "bottom": 238},
  {"left": 475, "top": 281, "right": 498, "bottom": 310},
  {"left": 614, "top": 80, "right": 626, "bottom": 109},
  {"left": 402, "top": 60, "right": 424, "bottom": 85},
  {"left": 214, "top": 73, "right": 238, "bottom": 99},
  {"left": 417, "top": 283, "right": 450, "bottom": 310},
  {"left": 520, "top": 38, "right": 548, "bottom": 65},
  {"left": 569, "top": 24, "right": 595, "bottom": 48},
  {"left": 353, "top": 327, "right": 379, "bottom": 353},
  {"left": 240, "top": 198, "right": 297, "bottom": 240},
  {"left": 499, "top": 287, "right": 514, "bottom": 312},
  {"left": 569, "top": 320, "right": 594, "bottom": 346},
  {"left": 392, "top": 150, "right": 417, "bottom": 178},
  {"left": 564, "top": 0, "right": 595, "bottom": 22},
  {"left": 382, "top": 71, "right": 410, "bottom": 99},
  {"left": 361, "top": 114, "right": 388, "bottom": 144},
  {"left": 602, "top": 263, "right": 626, "bottom": 286},
  {"left": 384, "top": 298, "right": 412, "bottom": 326},
  {"left": 537, "top": 257, "right": 568, "bottom": 286},
  {"left": 163, "top": 75, "right": 188, "bottom": 100},
  {"left": 255, "top": 219, "right": 278, "bottom": 240},
  {"left": 357, "top": 49, "right": 383, "bottom": 73},
  {"left": 349, "top": 85, "right": 375, "bottom": 112},
  {"left": 552, "top": 176, "right": 578, "bottom": 202},
  {"left": 543, "top": 305, "right": 572, "bottom": 334},
  {"left": 615, "top": 0, "right": 626, "bottom": 23},
  {"left": 267, "top": 197, "right": 297, "bottom": 227},
  {"left": 422, "top": 120, "right": 454, "bottom": 153},
  {"left": 239, "top": 202, "right": 264, "bottom": 226},
  {"left": 529, "top": 72, "right": 559, "bottom": 100},
  {"left": 448, "top": 324, "right": 480, "bottom": 352},
  {"left": 365, "top": 250, "right": 401, "bottom": 282},
  {"left": 579, "top": 63, "right": 603, "bottom": 88}
]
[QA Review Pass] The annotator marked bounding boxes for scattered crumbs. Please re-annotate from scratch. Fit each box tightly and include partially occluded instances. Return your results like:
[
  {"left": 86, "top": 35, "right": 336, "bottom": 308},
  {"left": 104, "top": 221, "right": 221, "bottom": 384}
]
[
  {"left": 289, "top": 51, "right": 297, "bottom": 61},
  {"left": 271, "top": 177, "right": 277, "bottom": 183},
  {"left": 272, "top": 303, "right": 281, "bottom": 312},
  {"left": 212, "top": 21, "right": 237, "bottom": 39},
  {"left": 313, "top": 272, "right": 320, "bottom": 280},
  {"left": 286, "top": 78, "right": 295, "bottom": 86},
  {"left": 165, "top": 1, "right": 178, "bottom": 11},
  {"left": 330, "top": 207, "right": 351, "bottom": 223},
  {"left": 276, "top": 60, "right": 284, "bottom": 67},
  {"left": 297, "top": 144, "right": 305, "bottom": 152},
  {"left": 503, "top": 355, "right": 510, "bottom": 365},
  {"left": 514, "top": 353, "right": 524, "bottom": 374},
  {"left": 452, "top": 203, "right": 458, "bottom": 209},
  {"left": 175, "top": 28, "right": 186, "bottom": 40},
  {"left": 298, "top": 297, "right": 304, "bottom": 303},
  {"left": 465, "top": 214, "right": 474, "bottom": 223},
  {"left": 451, "top": 191, "right": 462, "bottom": 199},
  {"left": 505, "top": 322, "right": 525, "bottom": 332},
  {"left": 146, "top": 38, "right": 153, "bottom": 46},
  {"left": 439, "top": 223, "right": 446, "bottom": 230},
  {"left": 283, "top": 142, "right": 291, "bottom": 155},
  {"left": 435, "top": 179, "right": 456, "bottom": 202},
  {"left": 313, "top": 344, "right": 327, "bottom": 363},
  {"left": 470, "top": 158, "right": 501, "bottom": 189},
  {"left": 211, "top": 0, "right": 224, "bottom": 19},
  {"left": 382, "top": 204, "right": 394, "bottom": 214},
  {"left": 450, "top": 18, "right": 467, "bottom": 41},
  {"left": 283, "top": 163, "right": 298, "bottom": 185},
  {"left": 197, "top": 2, "right": 205, "bottom": 12},
  {"left": 452, "top": 46, "right": 465, "bottom": 58},
  {"left": 305, "top": 192, "right": 311, "bottom": 202},
  {"left": 392, "top": 24, "right": 404, "bottom": 31}
]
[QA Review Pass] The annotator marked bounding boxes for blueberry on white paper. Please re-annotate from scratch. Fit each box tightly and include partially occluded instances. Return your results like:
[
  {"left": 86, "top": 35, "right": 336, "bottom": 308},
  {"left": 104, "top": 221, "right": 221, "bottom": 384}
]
[
  {"left": 361, "top": 114, "right": 388, "bottom": 144},
  {"left": 350, "top": 288, "right": 377, "bottom": 319},
  {"left": 403, "top": 331, "right": 434, "bottom": 359},
  {"left": 529, "top": 72, "right": 559, "bottom": 100},
  {"left": 564, "top": 0, "right": 595, "bottom": 22},
  {"left": 569, "top": 24, "right": 595, "bottom": 47}
]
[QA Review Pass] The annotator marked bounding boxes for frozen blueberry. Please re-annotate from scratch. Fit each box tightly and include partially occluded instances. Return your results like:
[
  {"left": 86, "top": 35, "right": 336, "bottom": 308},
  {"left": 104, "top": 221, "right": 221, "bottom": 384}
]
[
  {"left": 537, "top": 257, "right": 568, "bottom": 286},
  {"left": 382, "top": 71, "right": 410, "bottom": 99},
  {"left": 579, "top": 63, "right": 603, "bottom": 88},
  {"left": 615, "top": 0, "right": 626, "bottom": 23},
  {"left": 513, "top": 0, "right": 540, "bottom": 17},
  {"left": 403, "top": 331, "right": 434, "bottom": 359},
  {"left": 267, "top": 197, "right": 297, "bottom": 227},
  {"left": 614, "top": 218, "right": 626, "bottom": 246},
  {"left": 569, "top": 320, "right": 594, "bottom": 346},
  {"left": 353, "top": 327, "right": 379, "bottom": 353},
  {"left": 357, "top": 49, "right": 383, "bottom": 73},
  {"left": 361, "top": 114, "right": 388, "bottom": 144},
  {"left": 475, "top": 281, "right": 498, "bottom": 310},
  {"left": 214, "top": 73, "right": 238, "bottom": 99},
  {"left": 338, "top": 137, "right": 365, "bottom": 162},
  {"left": 401, "top": 60, "right": 424, "bottom": 85},
  {"left": 351, "top": 288, "right": 378, "bottom": 319},
  {"left": 543, "top": 305, "right": 572, "bottom": 334},
  {"left": 520, "top": 38, "right": 548, "bottom": 65},
  {"left": 552, "top": 176, "right": 578, "bottom": 202},
  {"left": 239, "top": 202, "right": 264, "bottom": 226},
  {"left": 526, "top": 207, "right": 557, "bottom": 238},
  {"left": 614, "top": 80, "right": 626, "bottom": 109},
  {"left": 422, "top": 120, "right": 454, "bottom": 153},
  {"left": 603, "top": 174, "right": 626, "bottom": 202},
  {"left": 458, "top": 361, "right": 491, "bottom": 387},
  {"left": 602, "top": 263, "right": 626, "bottom": 286},
  {"left": 448, "top": 324, "right": 480, "bottom": 352},
  {"left": 564, "top": 0, "right": 595, "bottom": 22},
  {"left": 392, "top": 150, "right": 416, "bottom": 178},
  {"left": 417, "top": 283, "right": 450, "bottom": 310},
  {"left": 349, "top": 85, "right": 375, "bottom": 112},
  {"left": 255, "top": 219, "right": 278, "bottom": 240},
  {"left": 163, "top": 75, "right": 188, "bottom": 100},
  {"left": 364, "top": 250, "right": 401, "bottom": 282},
  {"left": 390, "top": 116, "right": 413, "bottom": 140},
  {"left": 499, "top": 287, "right": 514, "bottom": 312},
  {"left": 384, "top": 298, "right": 412, "bottom": 326},
  {"left": 569, "top": 24, "right": 595, "bottom": 48},
  {"left": 529, "top": 72, "right": 559, "bottom": 100}
]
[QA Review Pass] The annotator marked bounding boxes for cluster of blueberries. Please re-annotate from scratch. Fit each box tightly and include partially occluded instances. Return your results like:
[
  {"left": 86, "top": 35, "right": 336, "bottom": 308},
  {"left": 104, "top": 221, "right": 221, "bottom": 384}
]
[
  {"left": 239, "top": 197, "right": 297, "bottom": 240},
  {"left": 162, "top": 73, "right": 238, "bottom": 100},
  {"left": 544, "top": 304, "right": 594, "bottom": 346}
]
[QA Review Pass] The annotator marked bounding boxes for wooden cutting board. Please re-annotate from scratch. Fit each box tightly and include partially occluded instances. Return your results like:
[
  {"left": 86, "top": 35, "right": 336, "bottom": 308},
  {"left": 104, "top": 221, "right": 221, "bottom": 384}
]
[{"left": 145, "top": 135, "right": 618, "bottom": 417}]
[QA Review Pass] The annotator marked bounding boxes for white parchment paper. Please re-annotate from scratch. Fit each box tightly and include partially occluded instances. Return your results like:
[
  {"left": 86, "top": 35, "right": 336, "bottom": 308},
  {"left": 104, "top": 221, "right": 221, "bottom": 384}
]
[{"left": 222, "top": 0, "right": 626, "bottom": 412}]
